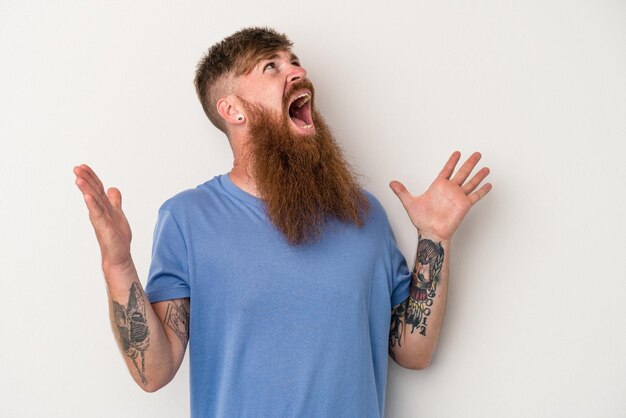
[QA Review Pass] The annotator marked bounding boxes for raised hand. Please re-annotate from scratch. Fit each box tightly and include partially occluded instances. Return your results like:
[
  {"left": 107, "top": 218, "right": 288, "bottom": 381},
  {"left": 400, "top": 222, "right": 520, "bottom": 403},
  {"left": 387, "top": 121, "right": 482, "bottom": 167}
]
[
  {"left": 73, "top": 164, "right": 132, "bottom": 272},
  {"left": 390, "top": 151, "right": 492, "bottom": 241}
]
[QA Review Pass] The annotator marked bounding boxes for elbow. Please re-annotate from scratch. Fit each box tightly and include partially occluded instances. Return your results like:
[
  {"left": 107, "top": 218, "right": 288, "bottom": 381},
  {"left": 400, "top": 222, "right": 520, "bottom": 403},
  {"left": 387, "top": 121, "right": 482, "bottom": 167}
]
[
  {"left": 407, "top": 358, "right": 431, "bottom": 370},
  {"left": 397, "top": 355, "right": 432, "bottom": 371},
  {"left": 131, "top": 355, "right": 180, "bottom": 392},
  {"left": 139, "top": 380, "right": 168, "bottom": 393},
  {"left": 135, "top": 372, "right": 174, "bottom": 393},
  {"left": 140, "top": 383, "right": 161, "bottom": 393}
]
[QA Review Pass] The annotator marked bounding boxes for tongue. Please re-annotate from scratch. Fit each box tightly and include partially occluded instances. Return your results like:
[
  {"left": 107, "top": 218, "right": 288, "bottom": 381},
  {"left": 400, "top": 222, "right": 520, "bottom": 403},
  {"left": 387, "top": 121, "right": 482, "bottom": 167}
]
[{"left": 291, "top": 116, "right": 307, "bottom": 127}]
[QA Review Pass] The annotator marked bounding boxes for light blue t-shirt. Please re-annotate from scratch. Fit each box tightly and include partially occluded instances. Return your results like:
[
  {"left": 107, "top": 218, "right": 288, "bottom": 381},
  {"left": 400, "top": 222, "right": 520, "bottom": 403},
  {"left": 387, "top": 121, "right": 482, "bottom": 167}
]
[{"left": 145, "top": 174, "right": 410, "bottom": 418}]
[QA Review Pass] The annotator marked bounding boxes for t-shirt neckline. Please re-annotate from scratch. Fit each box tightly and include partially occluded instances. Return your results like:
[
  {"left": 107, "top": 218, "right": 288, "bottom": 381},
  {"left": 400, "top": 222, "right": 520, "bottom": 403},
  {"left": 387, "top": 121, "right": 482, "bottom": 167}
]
[{"left": 219, "top": 173, "right": 263, "bottom": 208}]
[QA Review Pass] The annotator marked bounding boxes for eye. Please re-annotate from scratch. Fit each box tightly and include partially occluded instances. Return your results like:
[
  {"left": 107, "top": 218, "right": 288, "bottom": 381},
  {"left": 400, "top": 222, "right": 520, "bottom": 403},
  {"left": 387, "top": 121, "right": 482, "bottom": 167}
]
[
  {"left": 263, "top": 62, "right": 276, "bottom": 72},
  {"left": 291, "top": 61, "right": 301, "bottom": 67}
]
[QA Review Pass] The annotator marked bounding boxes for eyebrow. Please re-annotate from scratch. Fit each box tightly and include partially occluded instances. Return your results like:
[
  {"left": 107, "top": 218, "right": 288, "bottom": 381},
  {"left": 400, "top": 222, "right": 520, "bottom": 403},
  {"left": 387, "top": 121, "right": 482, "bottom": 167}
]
[{"left": 263, "top": 52, "right": 300, "bottom": 63}]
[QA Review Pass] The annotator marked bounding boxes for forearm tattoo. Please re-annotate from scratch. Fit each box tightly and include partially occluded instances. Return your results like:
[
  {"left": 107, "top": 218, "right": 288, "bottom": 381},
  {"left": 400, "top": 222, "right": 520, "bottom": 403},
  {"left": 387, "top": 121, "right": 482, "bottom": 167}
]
[
  {"left": 389, "top": 237, "right": 445, "bottom": 355},
  {"left": 165, "top": 300, "right": 190, "bottom": 347},
  {"left": 112, "top": 282, "right": 150, "bottom": 385},
  {"left": 405, "top": 238, "right": 444, "bottom": 336}
]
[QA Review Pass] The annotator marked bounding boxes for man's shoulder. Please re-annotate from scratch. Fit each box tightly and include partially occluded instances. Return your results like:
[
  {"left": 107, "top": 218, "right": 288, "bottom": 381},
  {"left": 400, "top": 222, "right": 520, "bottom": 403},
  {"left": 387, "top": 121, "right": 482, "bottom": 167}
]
[
  {"left": 362, "top": 189, "right": 388, "bottom": 220},
  {"left": 158, "top": 175, "right": 223, "bottom": 215},
  {"left": 362, "top": 189, "right": 383, "bottom": 209}
]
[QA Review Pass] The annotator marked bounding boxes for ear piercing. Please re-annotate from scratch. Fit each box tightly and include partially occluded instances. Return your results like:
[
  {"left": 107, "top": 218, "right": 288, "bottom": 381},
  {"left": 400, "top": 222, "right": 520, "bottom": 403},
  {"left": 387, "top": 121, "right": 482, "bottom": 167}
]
[{"left": 236, "top": 114, "right": 245, "bottom": 121}]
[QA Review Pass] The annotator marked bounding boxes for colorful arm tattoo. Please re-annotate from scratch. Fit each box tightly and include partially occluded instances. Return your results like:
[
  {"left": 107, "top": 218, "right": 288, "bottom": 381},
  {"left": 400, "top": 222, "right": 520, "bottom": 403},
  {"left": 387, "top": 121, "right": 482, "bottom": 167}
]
[
  {"left": 405, "top": 237, "right": 444, "bottom": 336},
  {"left": 389, "top": 236, "right": 445, "bottom": 357}
]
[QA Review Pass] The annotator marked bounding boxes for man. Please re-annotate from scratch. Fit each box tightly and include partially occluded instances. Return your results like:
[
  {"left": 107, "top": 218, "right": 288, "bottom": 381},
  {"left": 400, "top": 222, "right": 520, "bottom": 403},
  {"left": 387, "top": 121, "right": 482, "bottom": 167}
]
[{"left": 73, "top": 27, "right": 491, "bottom": 417}]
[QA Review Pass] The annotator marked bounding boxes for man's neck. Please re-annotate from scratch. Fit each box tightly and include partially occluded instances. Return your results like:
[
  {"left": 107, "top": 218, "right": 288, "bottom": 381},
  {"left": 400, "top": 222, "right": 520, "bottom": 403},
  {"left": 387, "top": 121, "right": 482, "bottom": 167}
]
[
  {"left": 227, "top": 131, "right": 261, "bottom": 198},
  {"left": 229, "top": 161, "right": 260, "bottom": 198}
]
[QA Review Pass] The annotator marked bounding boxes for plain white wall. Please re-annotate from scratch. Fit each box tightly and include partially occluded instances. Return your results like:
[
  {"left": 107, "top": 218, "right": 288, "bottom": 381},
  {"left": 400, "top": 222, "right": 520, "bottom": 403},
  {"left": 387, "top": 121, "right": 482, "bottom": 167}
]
[{"left": 2, "top": 1, "right": 625, "bottom": 417}]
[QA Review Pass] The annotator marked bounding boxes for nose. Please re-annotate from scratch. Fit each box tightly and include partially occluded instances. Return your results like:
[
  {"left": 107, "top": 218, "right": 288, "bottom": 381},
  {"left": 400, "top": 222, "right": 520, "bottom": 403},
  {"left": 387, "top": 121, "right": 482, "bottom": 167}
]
[{"left": 287, "top": 64, "right": 307, "bottom": 84}]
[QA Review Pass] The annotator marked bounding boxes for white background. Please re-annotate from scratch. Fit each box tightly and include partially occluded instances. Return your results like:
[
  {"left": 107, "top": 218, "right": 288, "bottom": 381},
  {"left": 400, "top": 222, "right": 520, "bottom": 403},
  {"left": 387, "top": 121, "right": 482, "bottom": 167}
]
[{"left": 1, "top": 1, "right": 625, "bottom": 417}]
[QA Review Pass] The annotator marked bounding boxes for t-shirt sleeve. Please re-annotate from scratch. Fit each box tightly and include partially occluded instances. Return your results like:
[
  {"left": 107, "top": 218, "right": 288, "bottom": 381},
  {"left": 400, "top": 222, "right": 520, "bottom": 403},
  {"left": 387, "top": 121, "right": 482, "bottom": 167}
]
[
  {"left": 388, "top": 223, "right": 411, "bottom": 307},
  {"left": 145, "top": 207, "right": 191, "bottom": 303}
]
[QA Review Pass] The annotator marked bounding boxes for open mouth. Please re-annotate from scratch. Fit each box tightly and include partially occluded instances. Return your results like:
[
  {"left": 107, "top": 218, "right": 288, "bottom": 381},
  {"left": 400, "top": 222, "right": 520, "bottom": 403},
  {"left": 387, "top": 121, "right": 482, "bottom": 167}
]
[{"left": 288, "top": 91, "right": 314, "bottom": 132}]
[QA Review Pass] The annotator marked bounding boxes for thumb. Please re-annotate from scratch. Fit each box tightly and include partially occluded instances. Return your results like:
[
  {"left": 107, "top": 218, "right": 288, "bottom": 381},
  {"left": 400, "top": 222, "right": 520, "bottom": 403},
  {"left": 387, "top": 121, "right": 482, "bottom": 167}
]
[
  {"left": 107, "top": 187, "right": 122, "bottom": 209},
  {"left": 389, "top": 180, "right": 413, "bottom": 209}
]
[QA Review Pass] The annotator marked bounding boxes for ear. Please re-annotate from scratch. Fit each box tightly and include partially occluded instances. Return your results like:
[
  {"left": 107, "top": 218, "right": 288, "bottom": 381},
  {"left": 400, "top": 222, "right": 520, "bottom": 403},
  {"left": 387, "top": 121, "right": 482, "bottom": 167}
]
[{"left": 216, "top": 95, "right": 245, "bottom": 127}]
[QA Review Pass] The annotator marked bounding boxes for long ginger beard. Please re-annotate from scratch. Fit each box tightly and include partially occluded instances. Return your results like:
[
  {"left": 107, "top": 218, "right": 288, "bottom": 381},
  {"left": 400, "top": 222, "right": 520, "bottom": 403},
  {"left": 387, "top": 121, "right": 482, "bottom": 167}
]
[{"left": 241, "top": 84, "right": 370, "bottom": 245}]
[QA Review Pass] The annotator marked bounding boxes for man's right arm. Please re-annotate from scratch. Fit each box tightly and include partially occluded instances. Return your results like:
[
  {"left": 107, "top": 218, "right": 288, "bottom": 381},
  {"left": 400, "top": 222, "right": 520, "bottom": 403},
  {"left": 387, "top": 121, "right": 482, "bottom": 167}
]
[
  {"left": 74, "top": 164, "right": 188, "bottom": 391},
  {"left": 105, "top": 261, "right": 189, "bottom": 391}
]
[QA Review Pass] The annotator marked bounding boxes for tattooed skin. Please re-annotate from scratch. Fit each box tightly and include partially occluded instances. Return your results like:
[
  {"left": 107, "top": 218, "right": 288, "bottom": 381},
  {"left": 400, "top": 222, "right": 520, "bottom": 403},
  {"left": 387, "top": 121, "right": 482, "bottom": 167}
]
[
  {"left": 112, "top": 282, "right": 150, "bottom": 385},
  {"left": 389, "top": 298, "right": 408, "bottom": 360},
  {"left": 405, "top": 238, "right": 444, "bottom": 336},
  {"left": 389, "top": 237, "right": 445, "bottom": 354},
  {"left": 165, "top": 300, "right": 190, "bottom": 347}
]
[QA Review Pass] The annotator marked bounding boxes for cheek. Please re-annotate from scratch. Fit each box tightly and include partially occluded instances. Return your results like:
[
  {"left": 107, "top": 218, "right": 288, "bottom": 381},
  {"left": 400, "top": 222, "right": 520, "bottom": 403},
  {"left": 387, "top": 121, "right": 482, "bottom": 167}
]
[
  {"left": 247, "top": 81, "right": 280, "bottom": 99},
  {"left": 252, "top": 95, "right": 282, "bottom": 113}
]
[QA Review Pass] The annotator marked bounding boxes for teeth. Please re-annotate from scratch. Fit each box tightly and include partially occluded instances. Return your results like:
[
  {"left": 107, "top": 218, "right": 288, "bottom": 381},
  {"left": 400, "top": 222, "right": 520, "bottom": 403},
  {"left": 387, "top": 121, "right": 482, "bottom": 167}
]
[{"left": 293, "top": 93, "right": 311, "bottom": 108}]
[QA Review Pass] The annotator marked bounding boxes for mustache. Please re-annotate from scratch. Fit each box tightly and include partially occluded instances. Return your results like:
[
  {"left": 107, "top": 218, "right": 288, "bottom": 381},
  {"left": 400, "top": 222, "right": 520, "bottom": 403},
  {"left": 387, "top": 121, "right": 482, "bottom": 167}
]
[{"left": 282, "top": 79, "right": 316, "bottom": 110}]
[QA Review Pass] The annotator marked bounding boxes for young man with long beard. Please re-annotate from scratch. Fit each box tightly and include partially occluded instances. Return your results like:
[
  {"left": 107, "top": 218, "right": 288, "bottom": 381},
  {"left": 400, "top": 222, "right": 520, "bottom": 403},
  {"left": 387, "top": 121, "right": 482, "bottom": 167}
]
[{"left": 73, "top": 27, "right": 492, "bottom": 417}]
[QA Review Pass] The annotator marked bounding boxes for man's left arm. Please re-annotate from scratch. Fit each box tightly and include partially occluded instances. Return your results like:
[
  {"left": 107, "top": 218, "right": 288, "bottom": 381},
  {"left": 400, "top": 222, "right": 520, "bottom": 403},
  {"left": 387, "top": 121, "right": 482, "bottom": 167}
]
[{"left": 387, "top": 151, "right": 492, "bottom": 369}]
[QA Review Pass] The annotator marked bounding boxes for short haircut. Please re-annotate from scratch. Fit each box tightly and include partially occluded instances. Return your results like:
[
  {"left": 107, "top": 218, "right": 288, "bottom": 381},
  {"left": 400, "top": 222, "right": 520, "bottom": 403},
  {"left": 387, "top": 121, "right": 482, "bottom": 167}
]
[{"left": 194, "top": 27, "right": 293, "bottom": 133}]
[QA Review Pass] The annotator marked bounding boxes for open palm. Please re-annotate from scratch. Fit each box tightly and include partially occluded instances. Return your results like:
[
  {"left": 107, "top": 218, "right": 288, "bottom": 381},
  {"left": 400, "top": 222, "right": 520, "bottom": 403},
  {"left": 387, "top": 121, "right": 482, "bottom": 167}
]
[
  {"left": 390, "top": 151, "right": 492, "bottom": 241},
  {"left": 73, "top": 164, "right": 132, "bottom": 270}
]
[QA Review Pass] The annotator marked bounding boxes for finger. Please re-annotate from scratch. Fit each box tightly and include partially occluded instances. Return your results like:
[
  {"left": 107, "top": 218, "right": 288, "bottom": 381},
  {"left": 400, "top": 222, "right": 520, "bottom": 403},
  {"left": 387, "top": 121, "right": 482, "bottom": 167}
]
[
  {"left": 389, "top": 180, "right": 413, "bottom": 210},
  {"left": 83, "top": 193, "right": 105, "bottom": 219},
  {"left": 468, "top": 183, "right": 492, "bottom": 205},
  {"left": 84, "top": 194, "right": 119, "bottom": 245},
  {"left": 79, "top": 164, "right": 106, "bottom": 196},
  {"left": 107, "top": 187, "right": 122, "bottom": 209},
  {"left": 437, "top": 151, "right": 461, "bottom": 179},
  {"left": 74, "top": 166, "right": 114, "bottom": 212},
  {"left": 462, "top": 167, "right": 490, "bottom": 195},
  {"left": 74, "top": 166, "right": 106, "bottom": 202},
  {"left": 75, "top": 176, "right": 108, "bottom": 211},
  {"left": 451, "top": 152, "right": 481, "bottom": 185}
]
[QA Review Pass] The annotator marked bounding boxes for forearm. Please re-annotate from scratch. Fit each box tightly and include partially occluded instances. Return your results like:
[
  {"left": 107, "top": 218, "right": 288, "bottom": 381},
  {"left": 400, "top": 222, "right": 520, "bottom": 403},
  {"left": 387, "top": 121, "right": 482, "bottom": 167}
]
[
  {"left": 73, "top": 165, "right": 185, "bottom": 390},
  {"left": 104, "top": 259, "right": 178, "bottom": 391},
  {"left": 388, "top": 151, "right": 491, "bottom": 369},
  {"left": 389, "top": 233, "right": 449, "bottom": 369}
]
